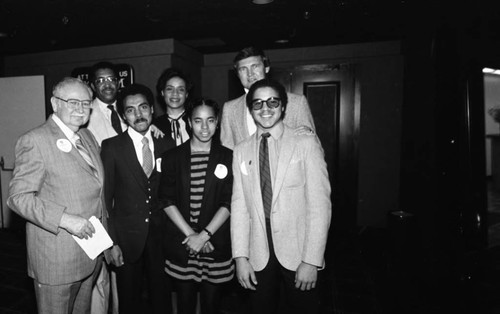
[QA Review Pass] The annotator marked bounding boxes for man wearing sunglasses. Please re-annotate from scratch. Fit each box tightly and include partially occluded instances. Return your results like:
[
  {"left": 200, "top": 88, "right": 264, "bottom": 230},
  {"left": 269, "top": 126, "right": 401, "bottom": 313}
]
[
  {"left": 220, "top": 46, "right": 316, "bottom": 150},
  {"left": 8, "top": 77, "right": 106, "bottom": 314},
  {"left": 231, "top": 79, "right": 331, "bottom": 314}
]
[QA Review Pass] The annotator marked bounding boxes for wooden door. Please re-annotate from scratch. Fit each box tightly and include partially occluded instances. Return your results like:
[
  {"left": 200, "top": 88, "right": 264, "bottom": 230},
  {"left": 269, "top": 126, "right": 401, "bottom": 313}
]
[{"left": 272, "top": 64, "right": 358, "bottom": 232}]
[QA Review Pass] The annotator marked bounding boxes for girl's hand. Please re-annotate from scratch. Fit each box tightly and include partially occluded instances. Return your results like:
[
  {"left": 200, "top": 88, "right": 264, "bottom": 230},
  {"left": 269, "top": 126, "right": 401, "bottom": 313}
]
[
  {"left": 182, "top": 232, "right": 210, "bottom": 254},
  {"left": 201, "top": 241, "right": 215, "bottom": 253}
]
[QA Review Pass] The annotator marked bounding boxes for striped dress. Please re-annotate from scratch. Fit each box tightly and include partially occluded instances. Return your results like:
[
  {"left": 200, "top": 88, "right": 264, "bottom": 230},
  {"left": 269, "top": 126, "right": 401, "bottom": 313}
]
[{"left": 165, "top": 151, "right": 234, "bottom": 283}]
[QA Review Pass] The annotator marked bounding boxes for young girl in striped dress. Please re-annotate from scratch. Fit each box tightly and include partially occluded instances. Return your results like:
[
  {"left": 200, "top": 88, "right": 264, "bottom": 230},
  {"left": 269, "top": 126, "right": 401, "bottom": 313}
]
[{"left": 159, "top": 98, "right": 234, "bottom": 314}]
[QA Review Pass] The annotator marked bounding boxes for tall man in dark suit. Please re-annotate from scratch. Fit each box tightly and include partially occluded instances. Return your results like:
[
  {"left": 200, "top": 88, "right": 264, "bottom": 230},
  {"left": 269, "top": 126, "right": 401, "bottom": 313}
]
[
  {"left": 8, "top": 77, "right": 105, "bottom": 314},
  {"left": 101, "top": 83, "right": 175, "bottom": 314},
  {"left": 220, "top": 46, "right": 316, "bottom": 149}
]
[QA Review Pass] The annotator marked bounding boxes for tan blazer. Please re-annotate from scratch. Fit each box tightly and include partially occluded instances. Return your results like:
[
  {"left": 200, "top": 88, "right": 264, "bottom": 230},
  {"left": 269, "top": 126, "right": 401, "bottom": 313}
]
[
  {"left": 231, "top": 125, "right": 331, "bottom": 271},
  {"left": 220, "top": 92, "right": 316, "bottom": 150},
  {"left": 8, "top": 116, "right": 105, "bottom": 285}
]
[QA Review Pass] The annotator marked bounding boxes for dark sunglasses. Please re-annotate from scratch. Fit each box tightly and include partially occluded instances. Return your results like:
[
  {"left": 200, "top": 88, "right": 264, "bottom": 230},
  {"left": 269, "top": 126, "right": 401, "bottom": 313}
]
[{"left": 251, "top": 97, "right": 281, "bottom": 110}]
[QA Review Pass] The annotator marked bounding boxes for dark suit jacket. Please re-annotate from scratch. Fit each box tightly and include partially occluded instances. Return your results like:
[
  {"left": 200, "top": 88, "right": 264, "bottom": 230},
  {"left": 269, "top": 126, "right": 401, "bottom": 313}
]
[
  {"left": 101, "top": 131, "right": 175, "bottom": 263},
  {"left": 159, "top": 141, "right": 233, "bottom": 265}
]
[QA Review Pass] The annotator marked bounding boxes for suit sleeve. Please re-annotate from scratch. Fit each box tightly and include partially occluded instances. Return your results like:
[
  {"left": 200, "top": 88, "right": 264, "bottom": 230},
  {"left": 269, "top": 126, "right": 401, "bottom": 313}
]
[
  {"left": 220, "top": 101, "right": 235, "bottom": 150},
  {"left": 302, "top": 136, "right": 331, "bottom": 267},
  {"left": 289, "top": 95, "right": 316, "bottom": 132},
  {"left": 7, "top": 133, "right": 66, "bottom": 234},
  {"left": 158, "top": 150, "right": 177, "bottom": 209},
  {"left": 230, "top": 148, "right": 251, "bottom": 259},
  {"left": 100, "top": 140, "right": 117, "bottom": 241}
]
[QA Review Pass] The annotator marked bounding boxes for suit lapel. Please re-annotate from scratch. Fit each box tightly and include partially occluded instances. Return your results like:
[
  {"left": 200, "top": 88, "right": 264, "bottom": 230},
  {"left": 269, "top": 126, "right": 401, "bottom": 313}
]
[
  {"left": 245, "top": 134, "right": 267, "bottom": 226},
  {"left": 47, "top": 118, "right": 97, "bottom": 179},
  {"left": 79, "top": 130, "right": 104, "bottom": 185},
  {"left": 272, "top": 127, "right": 296, "bottom": 207},
  {"left": 122, "top": 133, "right": 148, "bottom": 192},
  {"left": 237, "top": 96, "right": 251, "bottom": 140}
]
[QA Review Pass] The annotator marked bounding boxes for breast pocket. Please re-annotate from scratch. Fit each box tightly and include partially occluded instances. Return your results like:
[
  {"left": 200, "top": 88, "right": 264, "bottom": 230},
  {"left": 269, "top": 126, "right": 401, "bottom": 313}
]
[{"left": 283, "top": 160, "right": 305, "bottom": 189}]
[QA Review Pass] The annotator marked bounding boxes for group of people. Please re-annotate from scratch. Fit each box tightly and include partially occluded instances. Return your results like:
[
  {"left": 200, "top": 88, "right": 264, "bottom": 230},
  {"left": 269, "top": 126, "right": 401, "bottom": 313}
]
[{"left": 7, "top": 46, "right": 332, "bottom": 314}]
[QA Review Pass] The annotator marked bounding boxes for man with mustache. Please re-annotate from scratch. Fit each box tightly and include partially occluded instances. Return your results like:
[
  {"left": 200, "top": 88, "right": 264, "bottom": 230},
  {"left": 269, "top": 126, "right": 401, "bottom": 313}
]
[{"left": 101, "top": 84, "right": 175, "bottom": 314}]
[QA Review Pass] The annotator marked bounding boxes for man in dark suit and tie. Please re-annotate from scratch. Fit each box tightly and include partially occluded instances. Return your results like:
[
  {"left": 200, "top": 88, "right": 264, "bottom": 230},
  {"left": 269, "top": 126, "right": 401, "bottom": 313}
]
[
  {"left": 8, "top": 77, "right": 105, "bottom": 314},
  {"left": 100, "top": 83, "right": 175, "bottom": 314}
]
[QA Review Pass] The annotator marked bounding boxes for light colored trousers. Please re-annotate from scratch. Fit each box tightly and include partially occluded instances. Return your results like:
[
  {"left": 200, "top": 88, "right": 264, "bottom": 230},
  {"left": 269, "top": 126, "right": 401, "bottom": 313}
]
[{"left": 91, "top": 262, "right": 119, "bottom": 314}]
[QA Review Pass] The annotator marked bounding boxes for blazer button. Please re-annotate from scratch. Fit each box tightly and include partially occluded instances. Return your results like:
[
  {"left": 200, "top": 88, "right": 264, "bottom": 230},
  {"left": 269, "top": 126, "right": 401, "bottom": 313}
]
[
  {"left": 145, "top": 218, "right": 149, "bottom": 222},
  {"left": 146, "top": 200, "right": 149, "bottom": 203}
]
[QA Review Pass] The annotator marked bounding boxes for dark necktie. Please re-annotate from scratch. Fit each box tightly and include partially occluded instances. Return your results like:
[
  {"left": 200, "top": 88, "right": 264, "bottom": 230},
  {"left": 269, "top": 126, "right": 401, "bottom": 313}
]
[
  {"left": 260, "top": 132, "right": 272, "bottom": 218},
  {"left": 108, "top": 104, "right": 122, "bottom": 135},
  {"left": 168, "top": 112, "right": 185, "bottom": 145},
  {"left": 142, "top": 137, "right": 153, "bottom": 177},
  {"left": 75, "top": 136, "right": 98, "bottom": 176}
]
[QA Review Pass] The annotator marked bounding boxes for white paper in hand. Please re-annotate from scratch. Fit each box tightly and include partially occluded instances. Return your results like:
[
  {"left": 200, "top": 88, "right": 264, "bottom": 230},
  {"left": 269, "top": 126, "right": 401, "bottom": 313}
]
[{"left": 72, "top": 216, "right": 113, "bottom": 260}]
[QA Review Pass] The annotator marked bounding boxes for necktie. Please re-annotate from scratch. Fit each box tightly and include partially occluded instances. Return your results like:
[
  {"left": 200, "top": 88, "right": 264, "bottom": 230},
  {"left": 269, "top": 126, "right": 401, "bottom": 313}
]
[
  {"left": 75, "top": 136, "right": 98, "bottom": 176},
  {"left": 168, "top": 112, "right": 185, "bottom": 145},
  {"left": 142, "top": 137, "right": 153, "bottom": 177},
  {"left": 108, "top": 105, "right": 122, "bottom": 135},
  {"left": 259, "top": 132, "right": 272, "bottom": 218}
]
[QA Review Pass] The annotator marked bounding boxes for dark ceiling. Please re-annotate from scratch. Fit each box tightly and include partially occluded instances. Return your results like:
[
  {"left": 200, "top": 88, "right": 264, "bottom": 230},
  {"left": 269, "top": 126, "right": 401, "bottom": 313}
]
[{"left": 0, "top": 0, "right": 497, "bottom": 56}]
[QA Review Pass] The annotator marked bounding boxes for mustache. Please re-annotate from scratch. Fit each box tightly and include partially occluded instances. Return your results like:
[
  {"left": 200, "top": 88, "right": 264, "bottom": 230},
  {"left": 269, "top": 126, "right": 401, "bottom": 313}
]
[{"left": 134, "top": 118, "right": 148, "bottom": 124}]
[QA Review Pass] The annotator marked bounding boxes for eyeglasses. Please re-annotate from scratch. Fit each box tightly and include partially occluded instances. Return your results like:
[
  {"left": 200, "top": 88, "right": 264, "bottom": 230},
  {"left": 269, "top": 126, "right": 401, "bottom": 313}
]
[
  {"left": 55, "top": 96, "right": 92, "bottom": 109},
  {"left": 94, "top": 77, "right": 118, "bottom": 85},
  {"left": 251, "top": 97, "right": 281, "bottom": 110}
]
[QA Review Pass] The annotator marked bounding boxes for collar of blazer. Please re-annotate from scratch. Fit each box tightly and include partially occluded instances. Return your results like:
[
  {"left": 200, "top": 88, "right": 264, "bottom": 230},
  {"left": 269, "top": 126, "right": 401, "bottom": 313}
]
[
  {"left": 47, "top": 118, "right": 103, "bottom": 182},
  {"left": 120, "top": 132, "right": 155, "bottom": 190},
  {"left": 241, "top": 126, "right": 297, "bottom": 213},
  {"left": 176, "top": 141, "right": 225, "bottom": 208}
]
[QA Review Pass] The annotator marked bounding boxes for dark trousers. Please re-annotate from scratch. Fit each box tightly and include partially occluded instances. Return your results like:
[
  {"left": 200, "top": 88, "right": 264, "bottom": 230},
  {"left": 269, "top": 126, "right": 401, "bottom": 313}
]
[
  {"left": 248, "top": 219, "right": 321, "bottom": 314},
  {"left": 115, "top": 229, "right": 172, "bottom": 314}
]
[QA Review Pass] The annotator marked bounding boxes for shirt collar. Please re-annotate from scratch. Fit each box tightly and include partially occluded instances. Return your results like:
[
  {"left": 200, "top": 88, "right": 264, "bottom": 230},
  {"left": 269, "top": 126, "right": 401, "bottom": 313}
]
[
  {"left": 256, "top": 120, "right": 284, "bottom": 140},
  {"left": 93, "top": 97, "right": 117, "bottom": 110},
  {"left": 127, "top": 126, "right": 152, "bottom": 143},
  {"left": 52, "top": 114, "right": 79, "bottom": 143}
]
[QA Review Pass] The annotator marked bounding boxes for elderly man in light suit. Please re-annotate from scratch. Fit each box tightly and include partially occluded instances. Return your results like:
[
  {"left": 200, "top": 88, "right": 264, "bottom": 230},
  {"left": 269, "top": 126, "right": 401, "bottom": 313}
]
[
  {"left": 220, "top": 46, "right": 316, "bottom": 150},
  {"left": 231, "top": 78, "right": 331, "bottom": 314},
  {"left": 8, "top": 77, "right": 105, "bottom": 314}
]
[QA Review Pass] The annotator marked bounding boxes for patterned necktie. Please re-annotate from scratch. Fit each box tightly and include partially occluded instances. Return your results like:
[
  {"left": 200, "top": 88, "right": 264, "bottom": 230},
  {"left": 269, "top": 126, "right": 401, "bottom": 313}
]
[
  {"left": 142, "top": 137, "right": 153, "bottom": 177},
  {"left": 108, "top": 104, "right": 122, "bottom": 135},
  {"left": 259, "top": 132, "right": 272, "bottom": 218},
  {"left": 75, "top": 136, "right": 98, "bottom": 176}
]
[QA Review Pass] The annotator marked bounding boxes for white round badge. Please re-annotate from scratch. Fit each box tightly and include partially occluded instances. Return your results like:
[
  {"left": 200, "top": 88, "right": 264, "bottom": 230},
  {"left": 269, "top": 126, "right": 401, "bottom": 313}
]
[
  {"left": 56, "top": 139, "right": 72, "bottom": 153},
  {"left": 214, "top": 164, "right": 228, "bottom": 179}
]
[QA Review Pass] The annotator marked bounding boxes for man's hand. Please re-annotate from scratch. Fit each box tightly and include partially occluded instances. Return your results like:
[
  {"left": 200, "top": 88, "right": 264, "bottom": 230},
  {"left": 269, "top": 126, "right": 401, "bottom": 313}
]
[
  {"left": 150, "top": 124, "right": 165, "bottom": 138},
  {"left": 235, "top": 257, "right": 257, "bottom": 290},
  {"left": 109, "top": 245, "right": 124, "bottom": 267},
  {"left": 293, "top": 125, "right": 315, "bottom": 136},
  {"left": 295, "top": 262, "right": 318, "bottom": 291},
  {"left": 59, "top": 213, "right": 95, "bottom": 239}
]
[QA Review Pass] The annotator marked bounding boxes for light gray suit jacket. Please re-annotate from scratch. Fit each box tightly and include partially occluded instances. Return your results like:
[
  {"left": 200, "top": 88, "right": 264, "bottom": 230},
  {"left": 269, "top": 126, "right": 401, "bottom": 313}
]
[
  {"left": 8, "top": 116, "right": 105, "bottom": 285},
  {"left": 231, "top": 125, "right": 331, "bottom": 271},
  {"left": 220, "top": 93, "right": 316, "bottom": 149}
]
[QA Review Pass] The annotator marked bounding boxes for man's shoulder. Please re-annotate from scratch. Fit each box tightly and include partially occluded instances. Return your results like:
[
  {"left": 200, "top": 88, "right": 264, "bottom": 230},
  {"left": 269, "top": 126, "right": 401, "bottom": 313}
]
[
  {"left": 286, "top": 92, "right": 306, "bottom": 104},
  {"left": 223, "top": 95, "right": 245, "bottom": 108},
  {"left": 101, "top": 132, "right": 126, "bottom": 148}
]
